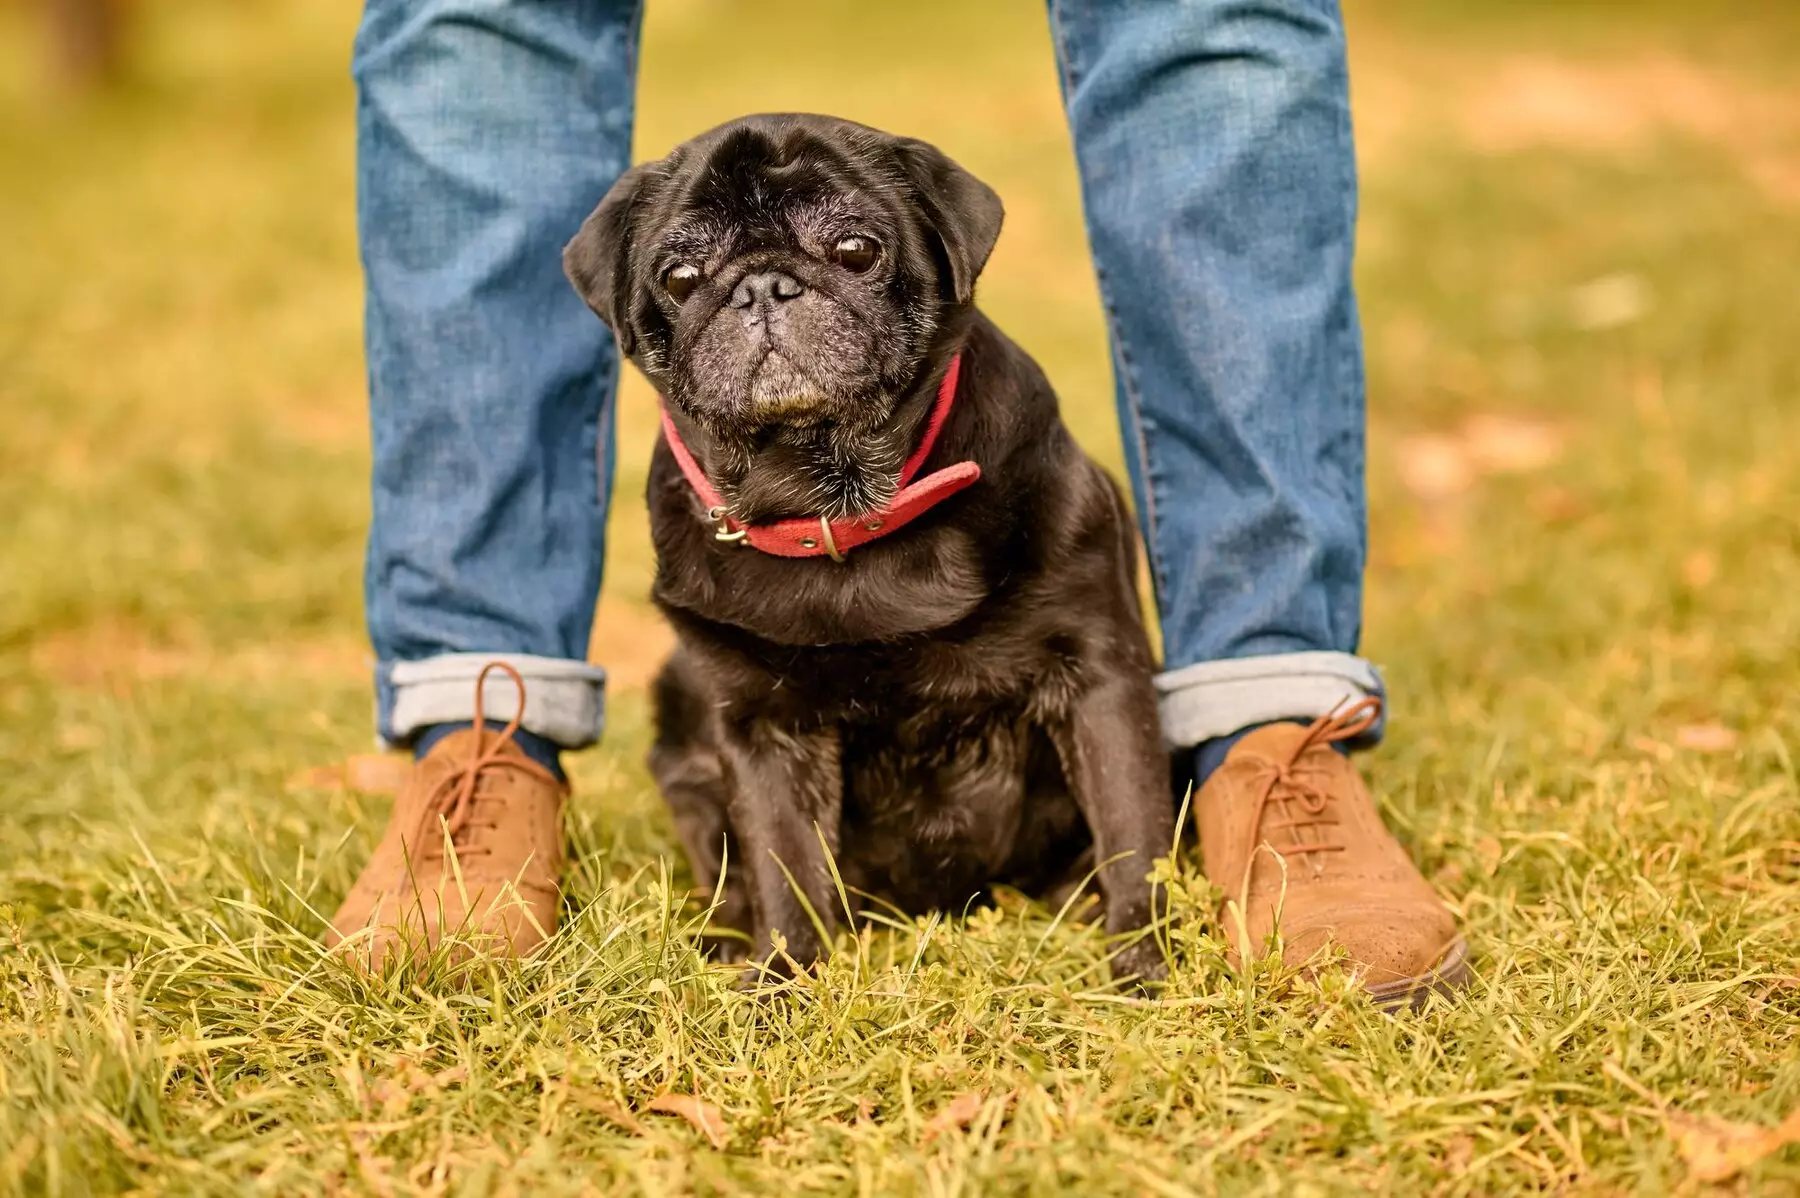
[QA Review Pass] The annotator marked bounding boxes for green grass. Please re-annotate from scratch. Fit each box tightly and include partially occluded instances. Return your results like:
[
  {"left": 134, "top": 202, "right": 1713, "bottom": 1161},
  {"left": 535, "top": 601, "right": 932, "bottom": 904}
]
[{"left": 3, "top": 0, "right": 1800, "bottom": 1193}]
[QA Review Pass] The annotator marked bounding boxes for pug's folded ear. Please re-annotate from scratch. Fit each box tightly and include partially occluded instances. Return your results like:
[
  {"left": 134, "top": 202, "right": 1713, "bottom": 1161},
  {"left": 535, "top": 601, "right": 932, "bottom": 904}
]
[
  {"left": 564, "top": 161, "right": 662, "bottom": 357},
  {"left": 893, "top": 139, "right": 1004, "bottom": 305}
]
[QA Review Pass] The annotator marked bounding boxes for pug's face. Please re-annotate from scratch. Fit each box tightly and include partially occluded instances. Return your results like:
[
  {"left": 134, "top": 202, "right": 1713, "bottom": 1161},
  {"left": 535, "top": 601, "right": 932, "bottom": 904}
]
[{"left": 565, "top": 114, "right": 1002, "bottom": 442}]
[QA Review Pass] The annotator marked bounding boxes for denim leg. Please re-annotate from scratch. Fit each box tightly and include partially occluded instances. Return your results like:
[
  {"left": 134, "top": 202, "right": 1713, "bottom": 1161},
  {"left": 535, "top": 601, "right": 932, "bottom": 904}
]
[
  {"left": 355, "top": 0, "right": 641, "bottom": 748},
  {"left": 1048, "top": 0, "right": 1384, "bottom": 748}
]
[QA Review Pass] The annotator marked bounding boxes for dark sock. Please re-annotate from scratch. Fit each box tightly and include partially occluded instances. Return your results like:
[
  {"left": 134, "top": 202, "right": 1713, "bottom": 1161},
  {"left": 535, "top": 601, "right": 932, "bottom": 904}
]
[
  {"left": 1190, "top": 723, "right": 1271, "bottom": 791},
  {"left": 1178, "top": 719, "right": 1354, "bottom": 797},
  {"left": 414, "top": 720, "right": 566, "bottom": 782}
]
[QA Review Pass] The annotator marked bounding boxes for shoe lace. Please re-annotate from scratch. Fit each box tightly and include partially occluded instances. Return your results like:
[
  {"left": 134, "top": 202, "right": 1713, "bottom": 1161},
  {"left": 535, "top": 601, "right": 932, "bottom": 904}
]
[
  {"left": 411, "top": 661, "right": 557, "bottom": 862},
  {"left": 1238, "top": 696, "right": 1384, "bottom": 890}
]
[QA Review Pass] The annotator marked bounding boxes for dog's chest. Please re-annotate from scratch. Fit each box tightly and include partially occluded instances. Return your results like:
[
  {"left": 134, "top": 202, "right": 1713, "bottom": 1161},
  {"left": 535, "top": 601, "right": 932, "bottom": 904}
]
[{"left": 832, "top": 687, "right": 1088, "bottom": 908}]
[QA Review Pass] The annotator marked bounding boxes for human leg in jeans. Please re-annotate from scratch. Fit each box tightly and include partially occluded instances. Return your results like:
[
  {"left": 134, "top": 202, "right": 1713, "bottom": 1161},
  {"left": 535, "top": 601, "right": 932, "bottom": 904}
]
[
  {"left": 328, "top": 0, "right": 641, "bottom": 967},
  {"left": 1049, "top": 0, "right": 1466, "bottom": 1003}
]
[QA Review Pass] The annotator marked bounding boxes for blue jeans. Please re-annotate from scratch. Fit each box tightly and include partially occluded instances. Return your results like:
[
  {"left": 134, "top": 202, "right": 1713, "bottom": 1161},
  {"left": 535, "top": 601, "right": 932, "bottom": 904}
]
[{"left": 356, "top": 0, "right": 1384, "bottom": 752}]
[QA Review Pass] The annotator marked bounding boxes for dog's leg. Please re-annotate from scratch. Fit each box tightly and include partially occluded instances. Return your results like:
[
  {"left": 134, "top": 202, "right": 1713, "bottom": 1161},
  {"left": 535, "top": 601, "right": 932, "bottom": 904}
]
[
  {"left": 1051, "top": 670, "right": 1174, "bottom": 983},
  {"left": 650, "top": 656, "right": 753, "bottom": 959},
  {"left": 651, "top": 747, "right": 754, "bottom": 962},
  {"left": 718, "top": 723, "right": 844, "bottom": 979}
]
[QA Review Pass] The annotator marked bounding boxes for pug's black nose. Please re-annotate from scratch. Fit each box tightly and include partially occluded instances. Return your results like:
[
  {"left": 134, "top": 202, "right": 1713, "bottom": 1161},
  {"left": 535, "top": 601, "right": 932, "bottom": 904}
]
[{"left": 729, "top": 270, "right": 806, "bottom": 309}]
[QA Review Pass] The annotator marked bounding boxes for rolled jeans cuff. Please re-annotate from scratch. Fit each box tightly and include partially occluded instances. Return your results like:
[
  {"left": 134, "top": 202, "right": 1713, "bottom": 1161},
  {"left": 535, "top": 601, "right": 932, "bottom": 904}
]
[
  {"left": 1154, "top": 651, "right": 1386, "bottom": 750},
  {"left": 379, "top": 653, "right": 607, "bottom": 750}
]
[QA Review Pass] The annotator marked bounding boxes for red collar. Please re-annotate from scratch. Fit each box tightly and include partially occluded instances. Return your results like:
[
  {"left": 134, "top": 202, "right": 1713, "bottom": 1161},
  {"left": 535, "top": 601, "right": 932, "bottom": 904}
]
[{"left": 658, "top": 353, "right": 981, "bottom": 561}]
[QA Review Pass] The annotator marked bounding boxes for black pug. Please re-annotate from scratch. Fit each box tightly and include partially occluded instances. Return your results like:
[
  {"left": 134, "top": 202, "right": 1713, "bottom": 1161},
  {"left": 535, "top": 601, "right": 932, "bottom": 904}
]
[{"left": 565, "top": 114, "right": 1172, "bottom": 983}]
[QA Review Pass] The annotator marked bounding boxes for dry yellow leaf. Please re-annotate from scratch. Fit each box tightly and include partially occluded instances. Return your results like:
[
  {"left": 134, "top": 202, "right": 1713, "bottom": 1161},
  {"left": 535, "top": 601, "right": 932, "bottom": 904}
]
[
  {"left": 286, "top": 753, "right": 412, "bottom": 795},
  {"left": 1666, "top": 1108, "right": 1800, "bottom": 1183},
  {"left": 1530, "top": 485, "right": 1588, "bottom": 526},
  {"left": 1568, "top": 272, "right": 1651, "bottom": 331},
  {"left": 1396, "top": 434, "right": 1473, "bottom": 501},
  {"left": 347, "top": 753, "right": 413, "bottom": 793},
  {"left": 1682, "top": 550, "right": 1719, "bottom": 589},
  {"left": 1461, "top": 414, "right": 1565, "bottom": 473},
  {"left": 1473, "top": 837, "right": 1504, "bottom": 876},
  {"left": 367, "top": 1061, "right": 466, "bottom": 1120},
  {"left": 56, "top": 723, "right": 105, "bottom": 751},
  {"left": 1395, "top": 415, "right": 1564, "bottom": 506},
  {"left": 922, "top": 1091, "right": 988, "bottom": 1143},
  {"left": 1675, "top": 723, "right": 1738, "bottom": 753},
  {"left": 646, "top": 1092, "right": 729, "bottom": 1149},
  {"left": 285, "top": 764, "right": 342, "bottom": 792}
]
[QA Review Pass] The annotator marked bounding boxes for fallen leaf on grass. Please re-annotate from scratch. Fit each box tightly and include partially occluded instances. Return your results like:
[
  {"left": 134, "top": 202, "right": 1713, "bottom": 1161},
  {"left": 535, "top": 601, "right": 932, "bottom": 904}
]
[
  {"left": 56, "top": 723, "right": 104, "bottom": 751},
  {"left": 349, "top": 754, "right": 413, "bottom": 792},
  {"left": 1431, "top": 861, "right": 1467, "bottom": 890},
  {"left": 286, "top": 765, "right": 341, "bottom": 791},
  {"left": 368, "top": 1061, "right": 468, "bottom": 1119},
  {"left": 1395, "top": 416, "right": 1566, "bottom": 504},
  {"left": 348, "top": 1139, "right": 398, "bottom": 1198},
  {"left": 1474, "top": 837, "right": 1504, "bottom": 876},
  {"left": 646, "top": 1093, "right": 729, "bottom": 1149},
  {"left": 1675, "top": 723, "right": 1738, "bottom": 753},
  {"left": 287, "top": 754, "right": 412, "bottom": 795},
  {"left": 1396, "top": 434, "right": 1474, "bottom": 501},
  {"left": 1530, "top": 485, "right": 1589, "bottom": 526},
  {"left": 1666, "top": 1108, "right": 1800, "bottom": 1183},
  {"left": 1461, "top": 414, "right": 1564, "bottom": 473},
  {"left": 1569, "top": 272, "right": 1651, "bottom": 331},
  {"left": 923, "top": 1091, "right": 989, "bottom": 1143},
  {"left": 1682, "top": 550, "right": 1719, "bottom": 589}
]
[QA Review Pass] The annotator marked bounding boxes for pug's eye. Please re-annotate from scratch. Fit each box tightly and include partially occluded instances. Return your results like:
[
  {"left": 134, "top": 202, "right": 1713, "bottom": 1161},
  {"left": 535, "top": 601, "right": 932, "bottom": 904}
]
[
  {"left": 830, "top": 236, "right": 879, "bottom": 273},
  {"left": 663, "top": 263, "right": 701, "bottom": 303}
]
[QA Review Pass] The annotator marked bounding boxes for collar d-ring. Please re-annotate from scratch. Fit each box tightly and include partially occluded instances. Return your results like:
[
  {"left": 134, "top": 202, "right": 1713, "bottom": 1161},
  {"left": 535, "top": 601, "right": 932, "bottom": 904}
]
[
  {"left": 707, "top": 505, "right": 747, "bottom": 543},
  {"left": 817, "top": 515, "right": 844, "bottom": 562}
]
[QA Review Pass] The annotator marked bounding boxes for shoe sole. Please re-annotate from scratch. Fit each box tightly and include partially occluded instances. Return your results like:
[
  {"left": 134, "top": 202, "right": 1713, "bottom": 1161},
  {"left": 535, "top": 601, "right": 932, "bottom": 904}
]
[{"left": 1365, "top": 936, "right": 1471, "bottom": 1011}]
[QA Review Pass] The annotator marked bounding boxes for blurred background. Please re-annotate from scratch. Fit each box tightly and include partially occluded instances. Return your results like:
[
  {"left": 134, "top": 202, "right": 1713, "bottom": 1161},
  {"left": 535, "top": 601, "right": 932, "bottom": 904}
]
[
  {"left": 2, "top": 0, "right": 1798, "bottom": 866},
  {"left": 6, "top": 7, "right": 1800, "bottom": 1188}
]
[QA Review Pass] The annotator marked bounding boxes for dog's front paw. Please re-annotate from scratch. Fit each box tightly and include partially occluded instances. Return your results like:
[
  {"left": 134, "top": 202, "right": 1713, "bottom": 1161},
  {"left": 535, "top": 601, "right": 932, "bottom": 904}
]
[
  {"left": 1109, "top": 937, "right": 1168, "bottom": 991},
  {"left": 701, "top": 930, "right": 753, "bottom": 965}
]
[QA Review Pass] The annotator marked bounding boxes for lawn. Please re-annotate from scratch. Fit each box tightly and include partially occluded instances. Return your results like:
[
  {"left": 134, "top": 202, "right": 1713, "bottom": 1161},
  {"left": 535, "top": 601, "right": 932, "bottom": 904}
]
[{"left": 3, "top": 0, "right": 1799, "bottom": 1193}]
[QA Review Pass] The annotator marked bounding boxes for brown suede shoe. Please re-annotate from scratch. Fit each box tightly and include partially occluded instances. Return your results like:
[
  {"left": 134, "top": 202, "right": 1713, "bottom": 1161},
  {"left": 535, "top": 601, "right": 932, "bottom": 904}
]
[
  {"left": 1197, "top": 698, "right": 1468, "bottom": 1008},
  {"left": 325, "top": 663, "right": 568, "bottom": 970}
]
